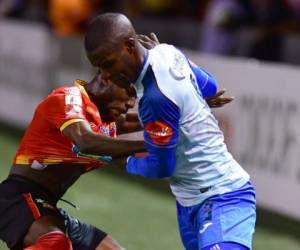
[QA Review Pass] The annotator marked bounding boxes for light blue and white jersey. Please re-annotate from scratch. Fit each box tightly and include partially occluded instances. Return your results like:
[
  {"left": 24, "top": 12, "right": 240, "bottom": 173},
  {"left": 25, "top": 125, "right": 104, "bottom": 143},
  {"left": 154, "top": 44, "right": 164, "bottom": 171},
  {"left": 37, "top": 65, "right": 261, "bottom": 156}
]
[{"left": 126, "top": 44, "right": 249, "bottom": 206}]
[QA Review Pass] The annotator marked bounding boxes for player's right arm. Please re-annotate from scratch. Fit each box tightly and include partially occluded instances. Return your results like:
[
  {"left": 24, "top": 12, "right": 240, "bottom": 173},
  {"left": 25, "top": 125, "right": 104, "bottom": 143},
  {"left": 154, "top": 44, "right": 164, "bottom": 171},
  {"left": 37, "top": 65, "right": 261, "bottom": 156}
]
[
  {"left": 125, "top": 89, "right": 180, "bottom": 179},
  {"left": 44, "top": 88, "right": 145, "bottom": 158},
  {"left": 62, "top": 121, "right": 145, "bottom": 157}
]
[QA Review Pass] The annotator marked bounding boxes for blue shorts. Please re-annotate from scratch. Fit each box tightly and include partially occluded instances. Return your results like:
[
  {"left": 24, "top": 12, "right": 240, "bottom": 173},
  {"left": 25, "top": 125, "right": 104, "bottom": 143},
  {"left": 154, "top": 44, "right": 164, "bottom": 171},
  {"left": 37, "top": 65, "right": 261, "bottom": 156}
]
[{"left": 176, "top": 181, "right": 256, "bottom": 250}]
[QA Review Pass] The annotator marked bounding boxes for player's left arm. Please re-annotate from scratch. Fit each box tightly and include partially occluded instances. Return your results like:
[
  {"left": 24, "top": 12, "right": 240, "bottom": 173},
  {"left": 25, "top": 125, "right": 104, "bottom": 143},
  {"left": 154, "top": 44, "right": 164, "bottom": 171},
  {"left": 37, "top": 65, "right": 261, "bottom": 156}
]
[
  {"left": 188, "top": 60, "right": 218, "bottom": 98},
  {"left": 126, "top": 94, "right": 180, "bottom": 179},
  {"left": 138, "top": 33, "right": 233, "bottom": 108},
  {"left": 189, "top": 61, "right": 234, "bottom": 108},
  {"left": 115, "top": 113, "right": 143, "bottom": 134}
]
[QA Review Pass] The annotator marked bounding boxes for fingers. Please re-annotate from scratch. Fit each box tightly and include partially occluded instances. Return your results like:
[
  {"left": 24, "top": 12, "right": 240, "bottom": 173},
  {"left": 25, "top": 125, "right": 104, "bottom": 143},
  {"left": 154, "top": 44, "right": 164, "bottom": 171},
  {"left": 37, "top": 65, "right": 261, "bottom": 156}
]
[
  {"left": 137, "top": 34, "right": 154, "bottom": 49},
  {"left": 137, "top": 34, "right": 150, "bottom": 42},
  {"left": 137, "top": 33, "right": 159, "bottom": 43},
  {"left": 206, "top": 94, "right": 234, "bottom": 108},
  {"left": 150, "top": 32, "right": 159, "bottom": 43},
  {"left": 215, "top": 89, "right": 226, "bottom": 97},
  {"left": 137, "top": 33, "right": 160, "bottom": 49}
]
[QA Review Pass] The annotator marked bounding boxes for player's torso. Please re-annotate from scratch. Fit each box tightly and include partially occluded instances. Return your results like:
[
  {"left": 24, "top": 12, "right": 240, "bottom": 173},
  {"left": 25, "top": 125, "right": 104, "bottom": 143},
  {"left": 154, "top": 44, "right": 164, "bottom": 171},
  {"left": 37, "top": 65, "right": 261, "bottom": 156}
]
[
  {"left": 14, "top": 83, "right": 116, "bottom": 172},
  {"left": 139, "top": 44, "right": 249, "bottom": 206}
]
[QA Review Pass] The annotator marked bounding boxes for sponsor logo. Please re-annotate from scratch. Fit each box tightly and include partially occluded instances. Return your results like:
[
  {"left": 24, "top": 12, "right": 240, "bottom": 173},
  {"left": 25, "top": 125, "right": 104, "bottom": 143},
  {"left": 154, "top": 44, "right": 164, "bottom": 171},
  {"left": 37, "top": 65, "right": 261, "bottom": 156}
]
[
  {"left": 99, "top": 124, "right": 116, "bottom": 136},
  {"left": 30, "top": 160, "right": 47, "bottom": 170},
  {"left": 99, "top": 125, "right": 110, "bottom": 136},
  {"left": 199, "top": 222, "right": 213, "bottom": 234},
  {"left": 145, "top": 121, "right": 173, "bottom": 145},
  {"left": 210, "top": 244, "right": 221, "bottom": 250}
]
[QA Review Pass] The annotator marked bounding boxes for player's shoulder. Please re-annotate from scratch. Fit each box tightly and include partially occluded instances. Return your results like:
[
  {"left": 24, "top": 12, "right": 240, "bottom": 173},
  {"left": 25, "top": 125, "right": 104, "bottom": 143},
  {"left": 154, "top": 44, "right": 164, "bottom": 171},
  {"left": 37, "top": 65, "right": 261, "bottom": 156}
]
[
  {"left": 150, "top": 43, "right": 182, "bottom": 65},
  {"left": 147, "top": 44, "right": 191, "bottom": 107},
  {"left": 45, "top": 84, "right": 82, "bottom": 103},
  {"left": 40, "top": 84, "right": 83, "bottom": 112},
  {"left": 151, "top": 43, "right": 174, "bottom": 53},
  {"left": 50, "top": 85, "right": 81, "bottom": 97},
  {"left": 150, "top": 43, "right": 190, "bottom": 80}
]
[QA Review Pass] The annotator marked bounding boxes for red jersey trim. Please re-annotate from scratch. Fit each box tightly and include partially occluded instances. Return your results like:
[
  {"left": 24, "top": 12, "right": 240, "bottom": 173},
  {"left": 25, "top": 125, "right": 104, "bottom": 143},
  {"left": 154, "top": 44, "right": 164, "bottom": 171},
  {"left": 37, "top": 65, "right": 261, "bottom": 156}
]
[{"left": 23, "top": 193, "right": 41, "bottom": 220}]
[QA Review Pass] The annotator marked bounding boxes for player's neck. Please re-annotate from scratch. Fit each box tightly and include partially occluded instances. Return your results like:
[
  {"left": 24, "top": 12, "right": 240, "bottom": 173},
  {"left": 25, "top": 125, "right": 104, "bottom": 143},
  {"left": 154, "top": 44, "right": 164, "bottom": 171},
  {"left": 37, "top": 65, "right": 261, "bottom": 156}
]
[
  {"left": 133, "top": 42, "right": 148, "bottom": 82},
  {"left": 137, "top": 42, "right": 147, "bottom": 68}
]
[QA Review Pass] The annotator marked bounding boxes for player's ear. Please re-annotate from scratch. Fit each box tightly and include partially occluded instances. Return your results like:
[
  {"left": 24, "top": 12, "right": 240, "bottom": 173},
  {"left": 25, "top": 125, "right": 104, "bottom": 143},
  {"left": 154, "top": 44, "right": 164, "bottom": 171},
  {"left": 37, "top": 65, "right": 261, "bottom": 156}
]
[
  {"left": 124, "top": 37, "right": 135, "bottom": 54},
  {"left": 98, "top": 74, "right": 112, "bottom": 93}
]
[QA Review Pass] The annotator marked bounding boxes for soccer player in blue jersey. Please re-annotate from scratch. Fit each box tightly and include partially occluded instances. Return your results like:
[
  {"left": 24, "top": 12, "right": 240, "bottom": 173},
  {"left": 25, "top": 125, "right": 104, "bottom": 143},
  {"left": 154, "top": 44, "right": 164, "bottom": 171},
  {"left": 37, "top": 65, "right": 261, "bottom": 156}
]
[{"left": 84, "top": 13, "right": 256, "bottom": 250}]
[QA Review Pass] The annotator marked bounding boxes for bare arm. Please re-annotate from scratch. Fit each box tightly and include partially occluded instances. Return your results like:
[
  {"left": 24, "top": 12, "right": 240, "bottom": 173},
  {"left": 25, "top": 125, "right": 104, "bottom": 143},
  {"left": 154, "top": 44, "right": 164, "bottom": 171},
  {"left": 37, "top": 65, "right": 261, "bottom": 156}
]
[
  {"left": 62, "top": 121, "right": 145, "bottom": 157},
  {"left": 116, "top": 113, "right": 143, "bottom": 134}
]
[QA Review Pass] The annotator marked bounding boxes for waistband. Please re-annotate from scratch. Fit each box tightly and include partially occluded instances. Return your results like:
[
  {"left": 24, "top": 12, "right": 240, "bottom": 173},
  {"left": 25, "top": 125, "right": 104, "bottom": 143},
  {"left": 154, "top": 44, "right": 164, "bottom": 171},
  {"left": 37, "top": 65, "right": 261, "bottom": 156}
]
[{"left": 2, "top": 174, "right": 59, "bottom": 203}]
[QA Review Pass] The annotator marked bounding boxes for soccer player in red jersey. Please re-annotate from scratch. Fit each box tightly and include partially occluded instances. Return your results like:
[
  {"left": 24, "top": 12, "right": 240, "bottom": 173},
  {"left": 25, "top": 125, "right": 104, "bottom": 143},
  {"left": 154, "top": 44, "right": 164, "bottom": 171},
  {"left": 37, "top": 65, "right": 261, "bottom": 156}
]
[{"left": 0, "top": 72, "right": 145, "bottom": 250}]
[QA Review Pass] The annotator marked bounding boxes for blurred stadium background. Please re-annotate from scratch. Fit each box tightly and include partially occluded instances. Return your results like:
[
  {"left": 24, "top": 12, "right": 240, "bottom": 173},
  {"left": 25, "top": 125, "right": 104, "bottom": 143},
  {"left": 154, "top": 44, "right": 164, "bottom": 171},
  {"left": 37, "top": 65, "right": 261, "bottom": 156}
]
[{"left": 1, "top": 0, "right": 300, "bottom": 249}]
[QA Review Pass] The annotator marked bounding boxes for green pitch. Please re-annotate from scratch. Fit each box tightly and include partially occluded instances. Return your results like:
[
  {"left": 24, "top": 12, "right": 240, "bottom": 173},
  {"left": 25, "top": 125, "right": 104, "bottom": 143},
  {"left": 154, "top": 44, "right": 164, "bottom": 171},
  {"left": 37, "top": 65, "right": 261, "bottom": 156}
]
[{"left": 0, "top": 129, "right": 299, "bottom": 250}]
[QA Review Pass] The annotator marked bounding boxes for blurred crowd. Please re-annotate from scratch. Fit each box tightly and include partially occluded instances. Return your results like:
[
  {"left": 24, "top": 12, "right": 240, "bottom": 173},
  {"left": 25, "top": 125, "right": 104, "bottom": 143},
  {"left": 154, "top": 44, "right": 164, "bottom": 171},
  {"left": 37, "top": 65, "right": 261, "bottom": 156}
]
[{"left": 1, "top": 0, "right": 300, "bottom": 62}]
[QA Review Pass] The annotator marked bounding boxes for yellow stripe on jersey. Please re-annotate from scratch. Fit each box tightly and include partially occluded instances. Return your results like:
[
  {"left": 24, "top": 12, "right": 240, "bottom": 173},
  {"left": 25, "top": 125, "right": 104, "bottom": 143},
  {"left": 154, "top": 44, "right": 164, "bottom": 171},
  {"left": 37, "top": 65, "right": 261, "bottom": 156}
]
[
  {"left": 15, "top": 155, "right": 30, "bottom": 164},
  {"left": 60, "top": 118, "right": 86, "bottom": 132}
]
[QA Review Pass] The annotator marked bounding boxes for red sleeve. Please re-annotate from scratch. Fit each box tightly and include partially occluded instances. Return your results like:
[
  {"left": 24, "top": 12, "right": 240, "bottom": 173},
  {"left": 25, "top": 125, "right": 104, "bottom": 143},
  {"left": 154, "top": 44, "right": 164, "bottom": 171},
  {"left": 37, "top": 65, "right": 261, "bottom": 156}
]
[{"left": 42, "top": 87, "right": 87, "bottom": 131}]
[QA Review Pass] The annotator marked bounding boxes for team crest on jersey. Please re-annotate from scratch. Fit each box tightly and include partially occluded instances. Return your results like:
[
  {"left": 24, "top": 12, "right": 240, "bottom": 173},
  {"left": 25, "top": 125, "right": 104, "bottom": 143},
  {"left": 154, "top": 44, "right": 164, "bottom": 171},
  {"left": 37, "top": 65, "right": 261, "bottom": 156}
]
[
  {"left": 169, "top": 53, "right": 186, "bottom": 80},
  {"left": 145, "top": 121, "right": 173, "bottom": 145}
]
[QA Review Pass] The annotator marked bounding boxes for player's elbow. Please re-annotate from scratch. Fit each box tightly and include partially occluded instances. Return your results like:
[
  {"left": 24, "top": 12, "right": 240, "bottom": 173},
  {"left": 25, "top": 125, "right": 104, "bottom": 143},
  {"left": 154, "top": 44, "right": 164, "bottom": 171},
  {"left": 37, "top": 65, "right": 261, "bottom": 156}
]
[
  {"left": 147, "top": 158, "right": 175, "bottom": 179},
  {"left": 73, "top": 134, "right": 97, "bottom": 154},
  {"left": 127, "top": 152, "right": 176, "bottom": 179},
  {"left": 203, "top": 78, "right": 218, "bottom": 98}
]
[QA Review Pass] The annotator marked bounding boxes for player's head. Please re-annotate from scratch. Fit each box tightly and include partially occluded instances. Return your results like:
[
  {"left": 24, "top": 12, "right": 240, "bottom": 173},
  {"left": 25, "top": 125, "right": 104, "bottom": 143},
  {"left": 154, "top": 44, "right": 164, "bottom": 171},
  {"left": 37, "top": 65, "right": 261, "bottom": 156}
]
[
  {"left": 84, "top": 13, "right": 145, "bottom": 90},
  {"left": 90, "top": 72, "right": 136, "bottom": 122}
]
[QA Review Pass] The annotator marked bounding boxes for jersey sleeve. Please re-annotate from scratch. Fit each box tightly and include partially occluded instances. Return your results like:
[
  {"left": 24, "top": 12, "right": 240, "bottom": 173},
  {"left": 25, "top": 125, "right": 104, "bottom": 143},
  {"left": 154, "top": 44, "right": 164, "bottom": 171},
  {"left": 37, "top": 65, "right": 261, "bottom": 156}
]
[
  {"left": 42, "top": 87, "right": 87, "bottom": 131},
  {"left": 188, "top": 60, "right": 218, "bottom": 98},
  {"left": 126, "top": 89, "right": 180, "bottom": 179}
]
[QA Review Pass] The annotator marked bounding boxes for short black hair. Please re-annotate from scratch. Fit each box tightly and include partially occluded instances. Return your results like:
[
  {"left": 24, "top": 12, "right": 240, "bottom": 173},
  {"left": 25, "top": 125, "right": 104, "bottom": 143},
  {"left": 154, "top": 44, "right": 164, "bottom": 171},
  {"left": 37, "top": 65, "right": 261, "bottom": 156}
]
[{"left": 84, "top": 13, "right": 135, "bottom": 65}]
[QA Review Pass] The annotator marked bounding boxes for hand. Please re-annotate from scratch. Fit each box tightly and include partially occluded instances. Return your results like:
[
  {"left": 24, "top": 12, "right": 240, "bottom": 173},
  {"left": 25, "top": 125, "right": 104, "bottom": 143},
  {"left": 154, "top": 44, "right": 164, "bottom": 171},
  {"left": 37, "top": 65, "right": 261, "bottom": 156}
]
[
  {"left": 205, "top": 89, "right": 234, "bottom": 108},
  {"left": 137, "top": 32, "right": 160, "bottom": 49}
]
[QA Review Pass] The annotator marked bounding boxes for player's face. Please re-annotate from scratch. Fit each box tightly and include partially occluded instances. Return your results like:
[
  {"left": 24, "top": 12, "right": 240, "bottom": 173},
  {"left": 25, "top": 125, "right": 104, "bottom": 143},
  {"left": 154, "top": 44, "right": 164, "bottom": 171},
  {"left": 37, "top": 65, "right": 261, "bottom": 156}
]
[
  {"left": 96, "top": 42, "right": 139, "bottom": 91},
  {"left": 101, "top": 83, "right": 136, "bottom": 122}
]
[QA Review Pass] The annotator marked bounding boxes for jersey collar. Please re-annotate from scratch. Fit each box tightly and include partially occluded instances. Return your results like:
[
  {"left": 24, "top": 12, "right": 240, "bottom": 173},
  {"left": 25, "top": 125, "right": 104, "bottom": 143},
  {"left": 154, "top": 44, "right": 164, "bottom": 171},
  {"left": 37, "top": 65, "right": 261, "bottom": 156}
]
[
  {"left": 135, "top": 50, "right": 151, "bottom": 98},
  {"left": 74, "top": 79, "right": 90, "bottom": 100}
]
